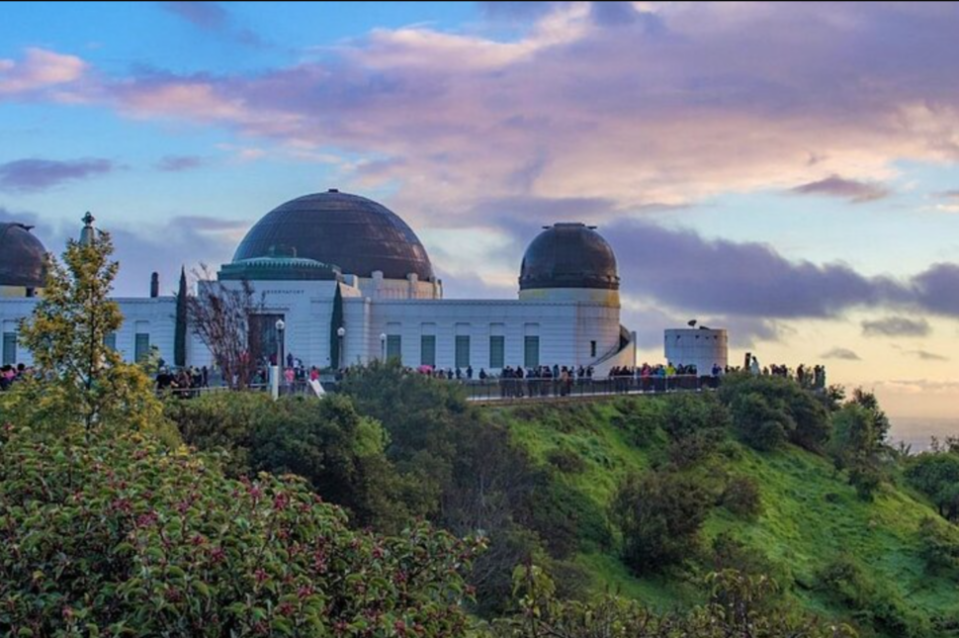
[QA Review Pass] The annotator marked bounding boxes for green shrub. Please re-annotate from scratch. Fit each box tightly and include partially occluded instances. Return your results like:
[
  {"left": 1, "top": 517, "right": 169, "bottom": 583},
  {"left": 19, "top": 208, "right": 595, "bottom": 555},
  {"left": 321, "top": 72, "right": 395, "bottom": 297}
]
[
  {"left": 730, "top": 392, "right": 793, "bottom": 451},
  {"left": 721, "top": 475, "right": 763, "bottom": 520},
  {"left": 0, "top": 424, "right": 480, "bottom": 637},
  {"left": 720, "top": 373, "right": 830, "bottom": 452},
  {"left": 906, "top": 453, "right": 959, "bottom": 522},
  {"left": 167, "top": 392, "right": 414, "bottom": 531},
  {"left": 546, "top": 448, "right": 587, "bottom": 474},
  {"left": 918, "top": 517, "right": 959, "bottom": 579},
  {"left": 612, "top": 471, "right": 711, "bottom": 574}
]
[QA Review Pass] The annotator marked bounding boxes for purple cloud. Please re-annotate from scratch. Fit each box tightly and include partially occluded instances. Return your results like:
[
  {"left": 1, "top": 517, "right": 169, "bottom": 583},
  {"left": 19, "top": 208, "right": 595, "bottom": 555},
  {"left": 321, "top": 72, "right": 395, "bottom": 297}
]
[
  {"left": 791, "top": 175, "right": 891, "bottom": 203},
  {"left": 903, "top": 349, "right": 949, "bottom": 362},
  {"left": 156, "top": 155, "right": 205, "bottom": 172},
  {"left": 158, "top": 1, "right": 265, "bottom": 47},
  {"left": 911, "top": 263, "right": 959, "bottom": 316},
  {"left": 862, "top": 316, "right": 930, "bottom": 337},
  {"left": 821, "top": 348, "right": 861, "bottom": 361},
  {"left": 0, "top": 158, "right": 114, "bottom": 192},
  {"left": 159, "top": 1, "right": 228, "bottom": 30},
  {"left": 606, "top": 219, "right": 898, "bottom": 319}
]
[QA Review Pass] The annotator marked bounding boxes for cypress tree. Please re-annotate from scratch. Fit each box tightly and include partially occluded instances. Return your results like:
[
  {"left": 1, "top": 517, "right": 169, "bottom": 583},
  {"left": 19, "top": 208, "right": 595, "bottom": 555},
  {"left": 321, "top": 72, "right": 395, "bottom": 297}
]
[
  {"left": 329, "top": 282, "right": 343, "bottom": 369},
  {"left": 174, "top": 266, "right": 188, "bottom": 367}
]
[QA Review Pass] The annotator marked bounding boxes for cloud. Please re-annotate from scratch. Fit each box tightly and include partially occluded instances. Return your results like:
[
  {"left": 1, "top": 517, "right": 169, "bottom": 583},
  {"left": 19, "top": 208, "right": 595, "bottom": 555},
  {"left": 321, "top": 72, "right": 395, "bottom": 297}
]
[
  {"left": 0, "top": 158, "right": 114, "bottom": 192},
  {"left": 862, "top": 316, "right": 930, "bottom": 337},
  {"left": 911, "top": 263, "right": 959, "bottom": 316},
  {"left": 0, "top": 47, "right": 86, "bottom": 95},
  {"left": 790, "top": 175, "right": 891, "bottom": 203},
  {"left": 156, "top": 155, "right": 206, "bottom": 172},
  {"left": 903, "top": 349, "right": 949, "bottom": 362},
  {"left": 605, "top": 218, "right": 901, "bottom": 319},
  {"left": 158, "top": 1, "right": 265, "bottom": 47},
  {"left": 822, "top": 347, "right": 861, "bottom": 361},
  {"left": 159, "top": 1, "right": 228, "bottom": 30}
]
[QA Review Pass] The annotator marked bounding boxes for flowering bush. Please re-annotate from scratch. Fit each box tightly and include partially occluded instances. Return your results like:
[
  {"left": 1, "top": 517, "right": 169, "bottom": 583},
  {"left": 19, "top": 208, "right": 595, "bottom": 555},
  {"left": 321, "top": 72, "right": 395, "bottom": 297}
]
[{"left": 0, "top": 424, "right": 481, "bottom": 637}]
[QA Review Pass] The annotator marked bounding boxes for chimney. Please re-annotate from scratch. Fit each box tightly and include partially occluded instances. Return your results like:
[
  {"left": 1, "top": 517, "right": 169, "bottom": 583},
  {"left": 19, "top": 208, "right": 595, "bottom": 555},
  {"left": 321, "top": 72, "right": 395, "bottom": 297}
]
[{"left": 150, "top": 272, "right": 159, "bottom": 298}]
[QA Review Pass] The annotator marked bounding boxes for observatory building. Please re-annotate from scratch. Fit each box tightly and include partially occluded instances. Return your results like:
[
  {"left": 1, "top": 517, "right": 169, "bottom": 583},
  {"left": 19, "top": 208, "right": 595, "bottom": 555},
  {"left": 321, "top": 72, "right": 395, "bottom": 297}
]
[{"left": 0, "top": 190, "right": 662, "bottom": 374}]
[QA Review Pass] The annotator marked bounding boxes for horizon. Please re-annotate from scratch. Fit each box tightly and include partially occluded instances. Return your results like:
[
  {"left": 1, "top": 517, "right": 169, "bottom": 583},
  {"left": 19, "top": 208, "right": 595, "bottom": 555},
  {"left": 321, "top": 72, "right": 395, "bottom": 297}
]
[{"left": 1, "top": 1, "right": 958, "bottom": 420}]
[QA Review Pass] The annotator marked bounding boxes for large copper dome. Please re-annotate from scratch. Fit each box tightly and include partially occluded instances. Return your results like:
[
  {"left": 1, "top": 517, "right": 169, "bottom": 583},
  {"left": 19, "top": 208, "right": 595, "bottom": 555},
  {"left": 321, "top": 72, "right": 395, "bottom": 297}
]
[
  {"left": 520, "top": 223, "right": 619, "bottom": 291},
  {"left": 232, "top": 190, "right": 434, "bottom": 281},
  {"left": 0, "top": 222, "right": 47, "bottom": 288}
]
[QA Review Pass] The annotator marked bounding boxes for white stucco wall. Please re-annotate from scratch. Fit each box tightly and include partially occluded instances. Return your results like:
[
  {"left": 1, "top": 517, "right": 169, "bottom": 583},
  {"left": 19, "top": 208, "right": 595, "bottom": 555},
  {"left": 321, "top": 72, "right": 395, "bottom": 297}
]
[{"left": 664, "top": 328, "right": 728, "bottom": 374}]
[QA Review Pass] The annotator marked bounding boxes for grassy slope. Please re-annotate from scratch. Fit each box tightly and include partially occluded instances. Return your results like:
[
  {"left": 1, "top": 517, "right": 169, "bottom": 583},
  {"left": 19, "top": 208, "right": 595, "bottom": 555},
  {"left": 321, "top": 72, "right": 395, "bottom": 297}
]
[{"left": 486, "top": 397, "right": 959, "bottom": 630}]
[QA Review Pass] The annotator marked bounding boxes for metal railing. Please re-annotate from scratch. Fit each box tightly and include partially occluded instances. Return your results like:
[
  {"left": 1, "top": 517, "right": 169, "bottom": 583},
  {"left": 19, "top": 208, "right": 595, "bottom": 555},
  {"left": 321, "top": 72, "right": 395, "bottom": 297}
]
[
  {"left": 157, "top": 374, "right": 721, "bottom": 402},
  {"left": 458, "top": 374, "right": 719, "bottom": 402}
]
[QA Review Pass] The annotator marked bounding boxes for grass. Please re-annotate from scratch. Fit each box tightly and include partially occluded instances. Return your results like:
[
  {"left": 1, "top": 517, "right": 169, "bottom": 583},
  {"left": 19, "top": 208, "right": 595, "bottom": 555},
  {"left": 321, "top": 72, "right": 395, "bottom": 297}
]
[{"left": 486, "top": 396, "right": 959, "bottom": 636}]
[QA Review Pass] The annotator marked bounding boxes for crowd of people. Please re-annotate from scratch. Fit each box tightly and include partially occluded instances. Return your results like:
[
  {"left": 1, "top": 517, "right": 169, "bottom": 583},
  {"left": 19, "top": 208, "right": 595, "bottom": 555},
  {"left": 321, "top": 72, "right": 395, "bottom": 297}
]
[
  {"left": 0, "top": 363, "right": 31, "bottom": 391},
  {"left": 142, "top": 349, "right": 827, "bottom": 400}
]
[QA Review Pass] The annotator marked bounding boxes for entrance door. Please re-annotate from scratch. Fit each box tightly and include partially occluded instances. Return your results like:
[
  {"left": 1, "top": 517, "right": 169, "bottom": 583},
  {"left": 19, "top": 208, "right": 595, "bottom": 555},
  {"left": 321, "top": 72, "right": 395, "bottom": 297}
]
[{"left": 249, "top": 313, "right": 284, "bottom": 365}]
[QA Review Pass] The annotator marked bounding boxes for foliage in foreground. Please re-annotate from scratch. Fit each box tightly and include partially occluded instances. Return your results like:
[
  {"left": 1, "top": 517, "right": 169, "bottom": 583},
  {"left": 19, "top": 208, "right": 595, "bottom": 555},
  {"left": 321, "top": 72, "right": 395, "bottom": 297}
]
[
  {"left": 490, "top": 565, "right": 857, "bottom": 638},
  {"left": 15, "top": 227, "right": 164, "bottom": 432},
  {"left": 0, "top": 424, "right": 480, "bottom": 637}
]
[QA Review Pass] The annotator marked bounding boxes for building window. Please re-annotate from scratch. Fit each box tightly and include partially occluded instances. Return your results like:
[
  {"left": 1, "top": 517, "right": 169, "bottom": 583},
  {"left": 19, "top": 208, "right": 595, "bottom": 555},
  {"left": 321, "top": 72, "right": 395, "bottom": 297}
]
[
  {"left": 421, "top": 335, "right": 436, "bottom": 367},
  {"left": 386, "top": 335, "right": 402, "bottom": 361},
  {"left": 105, "top": 332, "right": 117, "bottom": 351},
  {"left": 2, "top": 332, "right": 16, "bottom": 365},
  {"left": 455, "top": 335, "right": 470, "bottom": 369},
  {"left": 524, "top": 336, "right": 539, "bottom": 368},
  {"left": 489, "top": 335, "right": 505, "bottom": 369},
  {"left": 590, "top": 340, "right": 597, "bottom": 358},
  {"left": 135, "top": 333, "right": 150, "bottom": 363}
]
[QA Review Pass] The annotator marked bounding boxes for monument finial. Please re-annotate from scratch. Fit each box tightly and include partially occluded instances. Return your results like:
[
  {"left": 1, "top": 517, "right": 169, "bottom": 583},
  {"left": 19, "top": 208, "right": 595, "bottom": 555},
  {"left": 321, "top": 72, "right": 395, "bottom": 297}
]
[{"left": 79, "top": 211, "right": 96, "bottom": 245}]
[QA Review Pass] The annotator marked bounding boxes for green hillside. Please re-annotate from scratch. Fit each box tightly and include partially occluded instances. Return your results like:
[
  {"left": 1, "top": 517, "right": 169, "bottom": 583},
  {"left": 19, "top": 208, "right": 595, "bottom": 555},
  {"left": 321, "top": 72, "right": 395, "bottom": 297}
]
[{"left": 488, "top": 396, "right": 959, "bottom": 637}]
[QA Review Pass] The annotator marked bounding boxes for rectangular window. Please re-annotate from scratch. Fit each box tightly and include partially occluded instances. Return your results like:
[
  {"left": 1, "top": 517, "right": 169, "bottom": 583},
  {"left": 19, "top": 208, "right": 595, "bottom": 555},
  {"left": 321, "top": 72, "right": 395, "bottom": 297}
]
[
  {"left": 104, "top": 332, "right": 117, "bottom": 351},
  {"left": 524, "top": 336, "right": 540, "bottom": 368},
  {"left": 455, "top": 335, "right": 470, "bottom": 368},
  {"left": 386, "top": 335, "right": 402, "bottom": 361},
  {"left": 2, "top": 332, "right": 16, "bottom": 365},
  {"left": 420, "top": 335, "right": 436, "bottom": 367},
  {"left": 590, "top": 340, "right": 597, "bottom": 358},
  {"left": 489, "top": 335, "right": 505, "bottom": 369},
  {"left": 135, "top": 333, "right": 150, "bottom": 363}
]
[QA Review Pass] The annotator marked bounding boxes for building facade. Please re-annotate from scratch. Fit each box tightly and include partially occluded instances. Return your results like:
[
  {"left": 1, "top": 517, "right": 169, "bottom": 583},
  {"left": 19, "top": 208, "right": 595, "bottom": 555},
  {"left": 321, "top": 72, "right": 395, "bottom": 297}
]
[{"left": 1, "top": 190, "right": 724, "bottom": 375}]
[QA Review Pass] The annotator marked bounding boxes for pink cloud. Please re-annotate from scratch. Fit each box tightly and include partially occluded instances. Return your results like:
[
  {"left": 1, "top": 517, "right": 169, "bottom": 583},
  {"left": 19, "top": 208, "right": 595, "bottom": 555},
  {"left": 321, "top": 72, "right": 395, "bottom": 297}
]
[{"left": 0, "top": 47, "right": 86, "bottom": 95}]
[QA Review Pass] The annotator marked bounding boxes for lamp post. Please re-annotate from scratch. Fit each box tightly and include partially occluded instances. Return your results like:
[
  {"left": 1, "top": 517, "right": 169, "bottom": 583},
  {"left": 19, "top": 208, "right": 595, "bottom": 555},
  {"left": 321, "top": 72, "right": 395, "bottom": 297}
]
[
  {"left": 273, "top": 318, "right": 285, "bottom": 399},
  {"left": 337, "top": 326, "right": 346, "bottom": 370},
  {"left": 379, "top": 332, "right": 387, "bottom": 362}
]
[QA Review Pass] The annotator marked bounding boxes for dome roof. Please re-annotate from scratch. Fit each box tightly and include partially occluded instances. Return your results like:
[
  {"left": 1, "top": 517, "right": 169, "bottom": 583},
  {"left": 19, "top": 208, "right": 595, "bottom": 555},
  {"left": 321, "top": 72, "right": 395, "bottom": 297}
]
[
  {"left": 519, "top": 223, "right": 619, "bottom": 291},
  {"left": 232, "top": 190, "right": 434, "bottom": 281},
  {"left": 0, "top": 222, "right": 47, "bottom": 288}
]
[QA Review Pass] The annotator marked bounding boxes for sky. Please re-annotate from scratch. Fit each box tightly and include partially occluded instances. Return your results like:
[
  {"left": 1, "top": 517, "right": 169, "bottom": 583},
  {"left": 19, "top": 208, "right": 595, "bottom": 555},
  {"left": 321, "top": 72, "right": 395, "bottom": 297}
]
[{"left": 1, "top": 1, "right": 958, "bottom": 420}]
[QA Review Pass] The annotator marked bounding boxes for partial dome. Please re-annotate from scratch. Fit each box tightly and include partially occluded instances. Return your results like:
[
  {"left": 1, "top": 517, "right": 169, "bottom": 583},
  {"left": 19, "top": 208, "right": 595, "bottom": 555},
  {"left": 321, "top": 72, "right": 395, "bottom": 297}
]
[
  {"left": 0, "top": 222, "right": 47, "bottom": 288},
  {"left": 519, "top": 223, "right": 619, "bottom": 291},
  {"left": 232, "top": 190, "right": 434, "bottom": 281}
]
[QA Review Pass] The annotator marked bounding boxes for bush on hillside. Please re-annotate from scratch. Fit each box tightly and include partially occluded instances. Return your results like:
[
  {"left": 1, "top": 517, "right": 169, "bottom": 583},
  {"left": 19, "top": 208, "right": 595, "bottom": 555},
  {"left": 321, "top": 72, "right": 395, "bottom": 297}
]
[
  {"left": 918, "top": 517, "right": 959, "bottom": 579},
  {"left": 720, "top": 373, "right": 831, "bottom": 452},
  {"left": 730, "top": 392, "right": 793, "bottom": 451},
  {"left": 906, "top": 453, "right": 959, "bottom": 522},
  {"left": 721, "top": 475, "right": 763, "bottom": 520},
  {"left": 612, "top": 471, "right": 711, "bottom": 574},
  {"left": 546, "top": 448, "right": 587, "bottom": 474},
  {"left": 167, "top": 392, "right": 415, "bottom": 531},
  {"left": 0, "top": 424, "right": 479, "bottom": 637},
  {"left": 661, "top": 393, "right": 730, "bottom": 467},
  {"left": 828, "top": 403, "right": 888, "bottom": 501}
]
